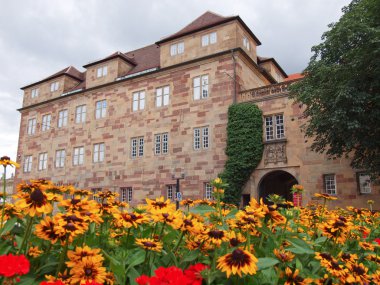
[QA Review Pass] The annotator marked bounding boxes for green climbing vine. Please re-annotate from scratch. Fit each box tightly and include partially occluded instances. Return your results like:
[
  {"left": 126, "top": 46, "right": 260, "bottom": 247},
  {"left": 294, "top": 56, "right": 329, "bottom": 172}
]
[{"left": 220, "top": 103, "right": 264, "bottom": 205}]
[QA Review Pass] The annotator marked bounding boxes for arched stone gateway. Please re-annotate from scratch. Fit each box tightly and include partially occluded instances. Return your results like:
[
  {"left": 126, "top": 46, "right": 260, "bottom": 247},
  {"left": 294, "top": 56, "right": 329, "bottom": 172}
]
[{"left": 258, "top": 170, "right": 298, "bottom": 204}]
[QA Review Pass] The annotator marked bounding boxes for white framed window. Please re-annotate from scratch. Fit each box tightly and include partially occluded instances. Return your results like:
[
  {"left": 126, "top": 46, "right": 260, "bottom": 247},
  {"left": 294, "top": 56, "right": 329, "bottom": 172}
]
[
  {"left": 243, "top": 36, "right": 250, "bottom": 50},
  {"left": 156, "top": 86, "right": 170, "bottom": 107},
  {"left": 132, "top": 91, "right": 145, "bottom": 111},
  {"left": 120, "top": 187, "right": 133, "bottom": 202},
  {"left": 323, "top": 174, "right": 337, "bottom": 195},
  {"left": 50, "top": 81, "right": 59, "bottom": 92},
  {"left": 127, "top": 187, "right": 133, "bottom": 202},
  {"left": 167, "top": 185, "right": 174, "bottom": 200},
  {"left": 58, "top": 109, "right": 68, "bottom": 128},
  {"left": 41, "top": 114, "right": 51, "bottom": 131},
  {"left": 131, "top": 137, "right": 144, "bottom": 158},
  {"left": 27, "top": 118, "right": 36, "bottom": 135},
  {"left": 193, "top": 75, "right": 209, "bottom": 100},
  {"left": 95, "top": 100, "right": 107, "bottom": 119},
  {"left": 358, "top": 173, "right": 371, "bottom": 194},
  {"left": 170, "top": 42, "right": 184, "bottom": 56},
  {"left": 154, "top": 133, "right": 169, "bottom": 155},
  {"left": 75, "top": 105, "right": 86, "bottom": 123},
  {"left": 55, "top": 149, "right": 66, "bottom": 168},
  {"left": 23, "top": 155, "right": 32, "bottom": 173},
  {"left": 96, "top": 66, "right": 108, "bottom": 78},
  {"left": 264, "top": 114, "right": 285, "bottom": 141},
  {"left": 38, "top": 152, "right": 48, "bottom": 171},
  {"left": 194, "top": 126, "right": 209, "bottom": 150},
  {"left": 204, "top": 183, "right": 213, "bottom": 200},
  {"left": 93, "top": 143, "right": 105, "bottom": 163},
  {"left": 73, "top": 146, "right": 84, "bottom": 166},
  {"left": 31, "top": 88, "right": 39, "bottom": 98},
  {"left": 201, "top": 32, "right": 217, "bottom": 47},
  {"left": 91, "top": 188, "right": 102, "bottom": 202}
]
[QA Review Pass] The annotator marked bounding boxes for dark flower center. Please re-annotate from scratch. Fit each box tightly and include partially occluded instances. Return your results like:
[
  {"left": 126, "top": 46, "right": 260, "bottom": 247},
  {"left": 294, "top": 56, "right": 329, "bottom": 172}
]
[
  {"left": 153, "top": 201, "right": 167, "bottom": 208},
  {"left": 230, "top": 238, "right": 239, "bottom": 247},
  {"left": 320, "top": 253, "right": 333, "bottom": 261},
  {"left": 209, "top": 230, "right": 224, "bottom": 239},
  {"left": 0, "top": 156, "right": 10, "bottom": 161},
  {"left": 84, "top": 268, "right": 93, "bottom": 276},
  {"left": 64, "top": 222, "right": 77, "bottom": 231},
  {"left": 353, "top": 265, "right": 365, "bottom": 275},
  {"left": 71, "top": 198, "right": 81, "bottom": 205},
  {"left": 30, "top": 189, "right": 45, "bottom": 204},
  {"left": 229, "top": 249, "right": 250, "bottom": 266},
  {"left": 143, "top": 242, "right": 156, "bottom": 248}
]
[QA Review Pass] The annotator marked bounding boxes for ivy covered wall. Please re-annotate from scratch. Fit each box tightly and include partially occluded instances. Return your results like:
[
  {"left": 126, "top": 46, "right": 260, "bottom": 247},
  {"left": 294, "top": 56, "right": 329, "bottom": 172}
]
[{"left": 221, "top": 103, "right": 264, "bottom": 205}]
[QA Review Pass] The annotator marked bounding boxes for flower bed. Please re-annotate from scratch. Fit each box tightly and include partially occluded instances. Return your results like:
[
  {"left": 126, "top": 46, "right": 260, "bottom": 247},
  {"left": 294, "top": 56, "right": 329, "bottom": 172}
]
[{"left": 0, "top": 177, "right": 379, "bottom": 284}]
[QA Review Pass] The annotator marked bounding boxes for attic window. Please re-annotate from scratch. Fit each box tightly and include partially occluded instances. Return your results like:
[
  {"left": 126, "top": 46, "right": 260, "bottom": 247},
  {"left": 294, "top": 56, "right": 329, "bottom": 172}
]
[
  {"left": 170, "top": 42, "right": 184, "bottom": 56},
  {"left": 201, "top": 32, "right": 217, "bottom": 47},
  {"left": 50, "top": 82, "right": 59, "bottom": 92},
  {"left": 243, "top": 36, "right": 250, "bottom": 51},
  {"left": 31, "top": 88, "right": 39, "bottom": 98},
  {"left": 97, "top": 66, "right": 108, "bottom": 78}
]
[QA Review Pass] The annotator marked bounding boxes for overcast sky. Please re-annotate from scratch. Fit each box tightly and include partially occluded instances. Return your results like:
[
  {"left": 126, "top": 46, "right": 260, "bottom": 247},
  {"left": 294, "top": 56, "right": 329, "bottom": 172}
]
[{"left": 0, "top": 0, "right": 351, "bottom": 176}]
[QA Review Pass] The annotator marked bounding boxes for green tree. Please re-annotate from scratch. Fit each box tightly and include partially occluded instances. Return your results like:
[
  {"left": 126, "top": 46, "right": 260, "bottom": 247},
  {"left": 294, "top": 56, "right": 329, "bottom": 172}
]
[{"left": 290, "top": 0, "right": 380, "bottom": 177}]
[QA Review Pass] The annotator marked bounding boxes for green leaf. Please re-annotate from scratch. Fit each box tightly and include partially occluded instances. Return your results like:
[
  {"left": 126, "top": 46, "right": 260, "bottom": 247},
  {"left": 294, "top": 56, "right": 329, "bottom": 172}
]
[
  {"left": 0, "top": 217, "right": 17, "bottom": 236},
  {"left": 126, "top": 250, "right": 146, "bottom": 270},
  {"left": 128, "top": 267, "right": 141, "bottom": 285},
  {"left": 257, "top": 257, "right": 279, "bottom": 270},
  {"left": 181, "top": 249, "right": 199, "bottom": 263},
  {"left": 17, "top": 276, "right": 36, "bottom": 285},
  {"left": 190, "top": 204, "right": 215, "bottom": 215},
  {"left": 287, "top": 238, "right": 315, "bottom": 255},
  {"left": 296, "top": 258, "right": 303, "bottom": 271}
]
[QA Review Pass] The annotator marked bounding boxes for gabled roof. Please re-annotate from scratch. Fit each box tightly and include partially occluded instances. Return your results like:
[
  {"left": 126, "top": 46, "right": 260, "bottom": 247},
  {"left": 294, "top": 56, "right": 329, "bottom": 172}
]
[
  {"left": 83, "top": 51, "right": 136, "bottom": 68},
  {"left": 123, "top": 44, "right": 160, "bottom": 76},
  {"left": 155, "top": 11, "right": 261, "bottom": 46},
  {"left": 258, "top": 57, "right": 288, "bottom": 78},
  {"left": 21, "top": 66, "right": 84, "bottom": 90}
]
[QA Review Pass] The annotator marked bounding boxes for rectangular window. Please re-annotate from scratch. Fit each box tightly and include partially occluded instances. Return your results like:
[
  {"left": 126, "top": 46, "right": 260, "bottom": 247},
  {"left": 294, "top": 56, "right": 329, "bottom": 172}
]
[
  {"left": 170, "top": 42, "right": 184, "bottom": 56},
  {"left": 96, "top": 66, "right": 108, "bottom": 78},
  {"left": 154, "top": 133, "right": 169, "bottom": 155},
  {"left": 156, "top": 86, "right": 170, "bottom": 107},
  {"left": 31, "top": 88, "right": 39, "bottom": 98},
  {"left": 132, "top": 91, "right": 145, "bottom": 111},
  {"left": 95, "top": 100, "right": 107, "bottom": 119},
  {"left": 41, "top": 114, "right": 51, "bottom": 131},
  {"left": 194, "top": 126, "right": 209, "bottom": 150},
  {"left": 131, "top": 137, "right": 144, "bottom": 158},
  {"left": 91, "top": 188, "right": 102, "bottom": 202},
  {"left": 243, "top": 36, "right": 250, "bottom": 50},
  {"left": 324, "top": 174, "right": 337, "bottom": 195},
  {"left": 204, "top": 183, "right": 213, "bottom": 200},
  {"left": 201, "top": 32, "right": 217, "bottom": 46},
  {"left": 23, "top": 155, "right": 32, "bottom": 173},
  {"left": 27, "top": 118, "right": 36, "bottom": 135},
  {"left": 58, "top": 109, "right": 68, "bottom": 128},
  {"left": 167, "top": 185, "right": 174, "bottom": 200},
  {"left": 120, "top": 187, "right": 133, "bottom": 202},
  {"left": 93, "top": 143, "right": 105, "bottom": 163},
  {"left": 38, "top": 152, "right": 48, "bottom": 171},
  {"left": 73, "top": 146, "right": 84, "bottom": 166},
  {"left": 358, "top": 173, "right": 371, "bottom": 194},
  {"left": 50, "top": 81, "right": 59, "bottom": 92},
  {"left": 193, "top": 75, "right": 209, "bottom": 100},
  {"left": 75, "top": 105, "right": 86, "bottom": 123},
  {"left": 264, "top": 114, "right": 285, "bottom": 141},
  {"left": 55, "top": 149, "right": 66, "bottom": 168}
]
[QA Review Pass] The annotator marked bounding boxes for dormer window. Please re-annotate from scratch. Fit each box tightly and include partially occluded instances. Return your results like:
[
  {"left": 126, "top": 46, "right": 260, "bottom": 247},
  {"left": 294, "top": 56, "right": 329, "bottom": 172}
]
[
  {"left": 96, "top": 66, "right": 108, "bottom": 78},
  {"left": 170, "top": 42, "right": 184, "bottom": 56},
  {"left": 31, "top": 88, "right": 39, "bottom": 98},
  {"left": 243, "top": 36, "right": 250, "bottom": 51},
  {"left": 50, "top": 82, "right": 59, "bottom": 92},
  {"left": 201, "top": 32, "right": 217, "bottom": 47}
]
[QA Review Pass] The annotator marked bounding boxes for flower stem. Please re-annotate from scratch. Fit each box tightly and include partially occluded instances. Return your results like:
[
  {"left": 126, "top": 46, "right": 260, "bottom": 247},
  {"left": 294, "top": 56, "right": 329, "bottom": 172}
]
[
  {"left": 173, "top": 231, "right": 184, "bottom": 254},
  {"left": 56, "top": 235, "right": 69, "bottom": 277},
  {"left": 18, "top": 216, "right": 34, "bottom": 254}
]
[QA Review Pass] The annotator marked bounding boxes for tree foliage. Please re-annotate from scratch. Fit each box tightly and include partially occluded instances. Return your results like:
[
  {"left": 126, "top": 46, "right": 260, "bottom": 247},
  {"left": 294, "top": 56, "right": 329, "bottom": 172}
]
[
  {"left": 221, "top": 103, "right": 263, "bottom": 205},
  {"left": 290, "top": 0, "right": 380, "bottom": 177}
]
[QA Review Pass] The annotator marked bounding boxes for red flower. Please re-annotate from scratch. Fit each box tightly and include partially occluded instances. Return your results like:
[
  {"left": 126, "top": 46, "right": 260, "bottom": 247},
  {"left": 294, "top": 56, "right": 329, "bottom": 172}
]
[
  {"left": 136, "top": 274, "right": 151, "bottom": 285},
  {"left": 184, "top": 263, "right": 209, "bottom": 285},
  {"left": 375, "top": 238, "right": 380, "bottom": 246},
  {"left": 40, "top": 281, "right": 65, "bottom": 285},
  {"left": 0, "top": 254, "right": 30, "bottom": 277}
]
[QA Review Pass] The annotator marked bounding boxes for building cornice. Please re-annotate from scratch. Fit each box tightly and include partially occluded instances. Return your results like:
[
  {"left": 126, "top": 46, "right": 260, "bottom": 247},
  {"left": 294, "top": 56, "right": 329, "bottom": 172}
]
[{"left": 18, "top": 48, "right": 271, "bottom": 112}]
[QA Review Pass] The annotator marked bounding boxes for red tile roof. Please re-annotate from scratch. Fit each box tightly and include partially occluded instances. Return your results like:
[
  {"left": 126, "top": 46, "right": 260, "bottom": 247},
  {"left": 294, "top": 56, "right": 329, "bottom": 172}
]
[
  {"left": 156, "top": 11, "right": 261, "bottom": 46},
  {"left": 123, "top": 44, "right": 160, "bottom": 76},
  {"left": 284, "top": 73, "right": 304, "bottom": 81},
  {"left": 21, "top": 66, "right": 84, "bottom": 90}
]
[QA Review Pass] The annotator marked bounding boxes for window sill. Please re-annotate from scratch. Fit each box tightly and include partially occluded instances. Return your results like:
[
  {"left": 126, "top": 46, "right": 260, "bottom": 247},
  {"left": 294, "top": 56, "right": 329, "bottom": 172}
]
[{"left": 264, "top": 138, "right": 287, "bottom": 145}]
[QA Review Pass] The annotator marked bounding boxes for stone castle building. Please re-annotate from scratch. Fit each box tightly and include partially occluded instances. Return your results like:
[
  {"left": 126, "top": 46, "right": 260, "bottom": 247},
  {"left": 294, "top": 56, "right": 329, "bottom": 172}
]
[{"left": 15, "top": 12, "right": 379, "bottom": 209}]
